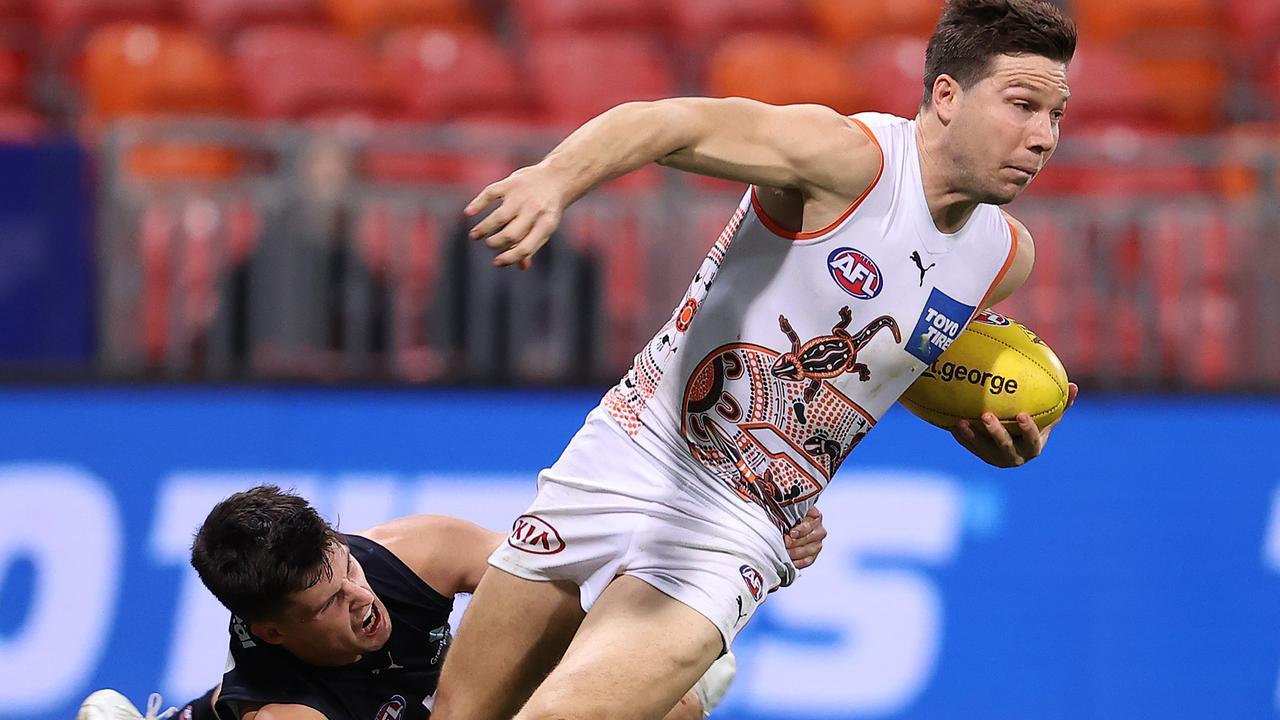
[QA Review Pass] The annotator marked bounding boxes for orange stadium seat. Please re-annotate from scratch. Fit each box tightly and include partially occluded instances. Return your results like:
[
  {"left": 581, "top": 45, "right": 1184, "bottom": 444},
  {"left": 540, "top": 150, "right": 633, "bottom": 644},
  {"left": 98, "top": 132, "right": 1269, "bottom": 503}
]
[
  {"left": 381, "top": 27, "right": 527, "bottom": 121},
  {"left": 706, "top": 34, "right": 862, "bottom": 114},
  {"left": 324, "top": 0, "right": 479, "bottom": 40},
  {"left": 232, "top": 25, "right": 392, "bottom": 119},
  {"left": 527, "top": 32, "right": 675, "bottom": 125},
  {"left": 512, "top": 0, "right": 660, "bottom": 36},
  {"left": 1074, "top": 0, "right": 1220, "bottom": 42},
  {"left": 664, "top": 0, "right": 806, "bottom": 47},
  {"left": 176, "top": 0, "right": 323, "bottom": 40},
  {"left": 809, "top": 0, "right": 939, "bottom": 45},
  {"left": 850, "top": 35, "right": 926, "bottom": 117},
  {"left": 1134, "top": 53, "right": 1226, "bottom": 133},
  {"left": 82, "top": 23, "right": 239, "bottom": 118},
  {"left": 35, "top": 0, "right": 170, "bottom": 45}
]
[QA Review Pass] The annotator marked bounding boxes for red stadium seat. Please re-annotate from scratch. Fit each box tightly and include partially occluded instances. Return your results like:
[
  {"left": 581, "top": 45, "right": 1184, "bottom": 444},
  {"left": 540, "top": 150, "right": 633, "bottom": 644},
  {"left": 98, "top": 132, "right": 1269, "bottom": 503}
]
[
  {"left": 176, "top": 0, "right": 323, "bottom": 40},
  {"left": 809, "top": 0, "right": 939, "bottom": 45},
  {"left": 850, "top": 35, "right": 926, "bottom": 117},
  {"left": 82, "top": 23, "right": 239, "bottom": 118},
  {"left": 664, "top": 0, "right": 806, "bottom": 47},
  {"left": 512, "top": 0, "right": 660, "bottom": 36},
  {"left": 527, "top": 32, "right": 675, "bottom": 125},
  {"left": 0, "top": 46, "right": 27, "bottom": 103},
  {"left": 0, "top": 105, "right": 43, "bottom": 139},
  {"left": 232, "top": 25, "right": 392, "bottom": 119},
  {"left": 380, "top": 27, "right": 527, "bottom": 121},
  {"left": 1061, "top": 45, "right": 1164, "bottom": 130},
  {"left": 324, "top": 0, "right": 479, "bottom": 40},
  {"left": 35, "top": 0, "right": 170, "bottom": 45},
  {"left": 706, "top": 34, "right": 862, "bottom": 114},
  {"left": 1226, "top": 0, "right": 1280, "bottom": 63}
]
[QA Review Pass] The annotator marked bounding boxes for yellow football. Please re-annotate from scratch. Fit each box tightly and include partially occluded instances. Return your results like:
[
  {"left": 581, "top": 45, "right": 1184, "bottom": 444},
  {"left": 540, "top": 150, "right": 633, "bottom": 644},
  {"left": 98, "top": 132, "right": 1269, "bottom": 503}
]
[{"left": 900, "top": 310, "right": 1069, "bottom": 430}]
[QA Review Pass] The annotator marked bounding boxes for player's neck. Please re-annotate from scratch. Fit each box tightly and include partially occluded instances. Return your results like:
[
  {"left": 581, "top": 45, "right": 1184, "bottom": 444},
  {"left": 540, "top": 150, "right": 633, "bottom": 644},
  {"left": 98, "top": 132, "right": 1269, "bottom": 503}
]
[{"left": 914, "top": 114, "right": 980, "bottom": 235}]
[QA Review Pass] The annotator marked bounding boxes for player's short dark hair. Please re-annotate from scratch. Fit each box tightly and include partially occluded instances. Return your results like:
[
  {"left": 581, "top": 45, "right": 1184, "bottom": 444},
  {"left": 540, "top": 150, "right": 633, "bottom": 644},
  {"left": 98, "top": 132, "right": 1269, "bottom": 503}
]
[
  {"left": 922, "top": 0, "right": 1077, "bottom": 107},
  {"left": 191, "top": 485, "right": 345, "bottom": 622}
]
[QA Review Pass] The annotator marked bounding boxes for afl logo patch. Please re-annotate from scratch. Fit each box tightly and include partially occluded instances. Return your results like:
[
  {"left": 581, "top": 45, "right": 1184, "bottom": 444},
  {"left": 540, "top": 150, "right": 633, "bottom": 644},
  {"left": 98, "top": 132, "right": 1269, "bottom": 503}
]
[
  {"left": 974, "top": 309, "right": 1012, "bottom": 326},
  {"left": 374, "top": 696, "right": 406, "bottom": 720},
  {"left": 827, "top": 247, "right": 883, "bottom": 300},
  {"left": 508, "top": 514, "right": 566, "bottom": 555},
  {"left": 739, "top": 564, "right": 765, "bottom": 601}
]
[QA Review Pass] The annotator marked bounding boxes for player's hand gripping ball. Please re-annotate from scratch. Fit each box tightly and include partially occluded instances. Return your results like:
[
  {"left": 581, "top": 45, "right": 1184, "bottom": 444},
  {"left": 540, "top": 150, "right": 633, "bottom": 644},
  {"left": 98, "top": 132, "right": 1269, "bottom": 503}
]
[{"left": 900, "top": 310, "right": 1068, "bottom": 430}]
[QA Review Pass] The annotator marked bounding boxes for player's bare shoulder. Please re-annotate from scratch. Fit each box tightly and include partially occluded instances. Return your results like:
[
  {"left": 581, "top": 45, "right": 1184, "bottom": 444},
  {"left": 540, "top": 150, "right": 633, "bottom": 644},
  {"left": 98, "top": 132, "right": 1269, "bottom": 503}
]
[
  {"left": 358, "top": 515, "right": 502, "bottom": 596},
  {"left": 767, "top": 103, "right": 883, "bottom": 200}
]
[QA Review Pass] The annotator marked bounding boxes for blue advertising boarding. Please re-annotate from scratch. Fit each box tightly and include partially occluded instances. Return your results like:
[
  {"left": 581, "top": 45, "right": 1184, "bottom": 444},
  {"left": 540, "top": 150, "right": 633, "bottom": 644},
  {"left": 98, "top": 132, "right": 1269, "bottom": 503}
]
[{"left": 0, "top": 388, "right": 1277, "bottom": 719}]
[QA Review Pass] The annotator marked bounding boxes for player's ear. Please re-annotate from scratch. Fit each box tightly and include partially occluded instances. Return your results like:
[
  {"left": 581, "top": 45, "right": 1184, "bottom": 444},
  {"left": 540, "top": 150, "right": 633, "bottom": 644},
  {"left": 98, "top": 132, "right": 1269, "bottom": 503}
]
[
  {"left": 930, "top": 74, "right": 961, "bottom": 124},
  {"left": 250, "top": 620, "right": 287, "bottom": 645}
]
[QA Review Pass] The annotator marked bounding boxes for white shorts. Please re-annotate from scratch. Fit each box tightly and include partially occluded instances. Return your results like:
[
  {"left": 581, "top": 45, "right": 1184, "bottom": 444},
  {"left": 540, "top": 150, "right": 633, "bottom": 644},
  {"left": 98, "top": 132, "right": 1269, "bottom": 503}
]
[{"left": 488, "top": 408, "right": 789, "bottom": 648}]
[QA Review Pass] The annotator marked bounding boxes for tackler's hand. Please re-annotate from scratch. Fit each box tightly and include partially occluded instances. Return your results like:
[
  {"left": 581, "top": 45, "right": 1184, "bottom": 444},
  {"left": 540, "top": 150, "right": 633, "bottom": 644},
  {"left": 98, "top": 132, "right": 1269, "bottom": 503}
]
[
  {"left": 464, "top": 163, "right": 570, "bottom": 270},
  {"left": 784, "top": 506, "right": 828, "bottom": 569},
  {"left": 951, "top": 383, "right": 1078, "bottom": 467}
]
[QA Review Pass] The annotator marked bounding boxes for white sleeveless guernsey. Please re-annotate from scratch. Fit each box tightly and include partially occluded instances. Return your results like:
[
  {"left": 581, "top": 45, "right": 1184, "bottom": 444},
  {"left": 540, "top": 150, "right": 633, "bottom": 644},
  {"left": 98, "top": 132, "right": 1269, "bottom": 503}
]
[{"left": 601, "top": 112, "right": 1018, "bottom": 545}]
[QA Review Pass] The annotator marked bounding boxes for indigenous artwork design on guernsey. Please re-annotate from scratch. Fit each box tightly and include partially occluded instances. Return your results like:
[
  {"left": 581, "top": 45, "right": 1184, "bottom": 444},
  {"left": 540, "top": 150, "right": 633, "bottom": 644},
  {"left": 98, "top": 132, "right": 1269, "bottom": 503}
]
[{"left": 680, "top": 306, "right": 895, "bottom": 532}]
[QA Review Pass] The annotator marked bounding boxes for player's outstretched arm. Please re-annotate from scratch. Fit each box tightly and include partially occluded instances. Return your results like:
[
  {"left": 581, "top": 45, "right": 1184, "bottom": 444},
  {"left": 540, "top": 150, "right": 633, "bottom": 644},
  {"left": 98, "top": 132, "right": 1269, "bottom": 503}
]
[{"left": 465, "top": 97, "right": 879, "bottom": 268}]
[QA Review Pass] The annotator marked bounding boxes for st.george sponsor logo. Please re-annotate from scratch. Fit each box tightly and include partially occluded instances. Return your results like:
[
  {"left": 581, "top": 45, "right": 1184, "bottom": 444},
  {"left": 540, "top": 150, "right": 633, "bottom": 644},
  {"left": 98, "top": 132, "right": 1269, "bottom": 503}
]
[
  {"left": 921, "top": 361, "right": 1020, "bottom": 395},
  {"left": 827, "top": 247, "right": 884, "bottom": 300},
  {"left": 374, "top": 695, "right": 406, "bottom": 720},
  {"left": 906, "top": 288, "right": 976, "bottom": 364},
  {"left": 507, "top": 514, "right": 565, "bottom": 554},
  {"left": 739, "top": 564, "right": 765, "bottom": 601}
]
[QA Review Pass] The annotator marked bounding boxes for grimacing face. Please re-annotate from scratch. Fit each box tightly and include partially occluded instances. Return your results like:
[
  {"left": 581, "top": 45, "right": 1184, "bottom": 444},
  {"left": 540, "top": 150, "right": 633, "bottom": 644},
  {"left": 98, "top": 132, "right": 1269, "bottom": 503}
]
[
  {"left": 946, "top": 53, "right": 1070, "bottom": 205},
  {"left": 254, "top": 542, "right": 393, "bottom": 666}
]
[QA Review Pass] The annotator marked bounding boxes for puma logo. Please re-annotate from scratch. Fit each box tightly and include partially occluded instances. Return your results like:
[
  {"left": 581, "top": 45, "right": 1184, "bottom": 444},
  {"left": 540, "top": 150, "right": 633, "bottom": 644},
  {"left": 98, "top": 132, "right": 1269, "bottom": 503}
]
[{"left": 910, "top": 251, "right": 936, "bottom": 286}]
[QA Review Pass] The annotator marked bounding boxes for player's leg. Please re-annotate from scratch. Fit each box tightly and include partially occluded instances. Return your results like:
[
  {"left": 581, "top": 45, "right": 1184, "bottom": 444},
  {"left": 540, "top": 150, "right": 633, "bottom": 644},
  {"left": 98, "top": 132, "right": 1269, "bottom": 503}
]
[
  {"left": 431, "top": 568, "right": 586, "bottom": 720},
  {"left": 664, "top": 652, "right": 737, "bottom": 720},
  {"left": 514, "top": 575, "right": 724, "bottom": 720}
]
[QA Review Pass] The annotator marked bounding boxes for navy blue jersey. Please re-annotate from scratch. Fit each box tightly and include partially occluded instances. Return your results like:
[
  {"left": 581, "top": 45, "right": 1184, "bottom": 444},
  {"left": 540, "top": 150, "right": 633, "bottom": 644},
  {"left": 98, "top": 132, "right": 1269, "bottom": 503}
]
[{"left": 216, "top": 534, "right": 454, "bottom": 720}]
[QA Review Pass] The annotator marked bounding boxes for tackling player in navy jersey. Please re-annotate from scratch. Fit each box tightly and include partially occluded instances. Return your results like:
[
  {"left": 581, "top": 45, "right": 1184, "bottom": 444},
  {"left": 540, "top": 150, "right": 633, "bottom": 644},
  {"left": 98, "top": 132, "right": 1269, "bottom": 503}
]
[{"left": 79, "top": 485, "right": 826, "bottom": 720}]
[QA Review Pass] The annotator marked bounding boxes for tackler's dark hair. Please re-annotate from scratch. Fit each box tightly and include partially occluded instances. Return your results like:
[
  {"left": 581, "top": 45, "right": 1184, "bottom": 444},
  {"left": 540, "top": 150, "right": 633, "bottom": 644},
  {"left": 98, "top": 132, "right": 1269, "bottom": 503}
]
[{"left": 191, "top": 485, "right": 345, "bottom": 622}]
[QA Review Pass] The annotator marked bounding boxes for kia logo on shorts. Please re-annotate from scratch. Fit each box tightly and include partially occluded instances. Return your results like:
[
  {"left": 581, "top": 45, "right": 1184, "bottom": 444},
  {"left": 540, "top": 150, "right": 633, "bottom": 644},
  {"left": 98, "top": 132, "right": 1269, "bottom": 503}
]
[
  {"left": 739, "top": 564, "right": 764, "bottom": 601},
  {"left": 827, "top": 247, "right": 884, "bottom": 300},
  {"left": 375, "top": 696, "right": 406, "bottom": 720},
  {"left": 508, "top": 514, "right": 566, "bottom": 555}
]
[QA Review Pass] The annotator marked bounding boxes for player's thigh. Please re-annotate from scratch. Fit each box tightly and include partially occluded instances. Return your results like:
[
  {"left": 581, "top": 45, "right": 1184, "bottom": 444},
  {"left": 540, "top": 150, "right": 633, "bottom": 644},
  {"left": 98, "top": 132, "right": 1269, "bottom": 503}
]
[
  {"left": 515, "top": 575, "right": 723, "bottom": 720},
  {"left": 432, "top": 568, "right": 585, "bottom": 720}
]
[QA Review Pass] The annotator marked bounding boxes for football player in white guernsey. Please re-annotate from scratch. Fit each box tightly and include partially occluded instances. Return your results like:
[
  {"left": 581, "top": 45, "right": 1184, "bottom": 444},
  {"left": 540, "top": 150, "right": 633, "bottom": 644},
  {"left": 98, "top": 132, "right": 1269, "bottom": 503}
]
[{"left": 433, "top": 2, "right": 1080, "bottom": 719}]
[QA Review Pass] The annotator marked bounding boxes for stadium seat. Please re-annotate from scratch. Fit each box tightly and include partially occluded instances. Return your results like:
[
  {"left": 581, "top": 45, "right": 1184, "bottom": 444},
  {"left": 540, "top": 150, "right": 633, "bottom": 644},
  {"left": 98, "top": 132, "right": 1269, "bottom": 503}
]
[
  {"left": 849, "top": 35, "right": 926, "bottom": 117},
  {"left": 1074, "top": 0, "right": 1220, "bottom": 42},
  {"left": 176, "top": 0, "right": 323, "bottom": 40},
  {"left": 664, "top": 0, "right": 806, "bottom": 47},
  {"left": 512, "top": 0, "right": 660, "bottom": 36},
  {"left": 0, "top": 105, "right": 43, "bottom": 139},
  {"left": 526, "top": 32, "right": 675, "bottom": 125},
  {"left": 1226, "top": 0, "right": 1280, "bottom": 63},
  {"left": 1060, "top": 45, "right": 1163, "bottom": 130},
  {"left": 232, "top": 25, "right": 392, "bottom": 119},
  {"left": 0, "top": 46, "right": 26, "bottom": 103},
  {"left": 35, "top": 0, "right": 170, "bottom": 45},
  {"left": 324, "top": 0, "right": 479, "bottom": 40},
  {"left": 706, "top": 34, "right": 862, "bottom": 114},
  {"left": 380, "top": 27, "right": 527, "bottom": 121},
  {"left": 82, "top": 23, "right": 239, "bottom": 118},
  {"left": 809, "top": 0, "right": 939, "bottom": 45},
  {"left": 1133, "top": 53, "right": 1226, "bottom": 133}
]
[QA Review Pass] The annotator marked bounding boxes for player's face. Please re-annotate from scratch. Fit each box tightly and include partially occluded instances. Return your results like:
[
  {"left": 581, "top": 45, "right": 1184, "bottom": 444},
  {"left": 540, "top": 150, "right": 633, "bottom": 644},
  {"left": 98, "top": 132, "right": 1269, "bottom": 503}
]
[
  {"left": 275, "top": 543, "right": 394, "bottom": 666},
  {"left": 949, "top": 53, "right": 1070, "bottom": 204}
]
